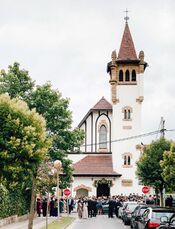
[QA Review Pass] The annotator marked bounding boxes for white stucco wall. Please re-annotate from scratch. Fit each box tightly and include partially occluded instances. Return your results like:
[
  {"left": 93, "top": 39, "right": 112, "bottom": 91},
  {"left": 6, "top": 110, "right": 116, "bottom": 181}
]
[
  {"left": 69, "top": 72, "right": 146, "bottom": 196},
  {"left": 112, "top": 74, "right": 144, "bottom": 194}
]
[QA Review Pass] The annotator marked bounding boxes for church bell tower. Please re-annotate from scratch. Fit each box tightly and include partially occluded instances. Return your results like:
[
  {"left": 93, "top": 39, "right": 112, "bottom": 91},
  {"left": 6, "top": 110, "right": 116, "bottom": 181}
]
[{"left": 107, "top": 18, "right": 148, "bottom": 194}]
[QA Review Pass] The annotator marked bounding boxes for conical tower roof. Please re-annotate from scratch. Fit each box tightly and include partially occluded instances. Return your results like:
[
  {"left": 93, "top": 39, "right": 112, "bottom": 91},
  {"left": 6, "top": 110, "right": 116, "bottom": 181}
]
[{"left": 118, "top": 22, "right": 138, "bottom": 61}]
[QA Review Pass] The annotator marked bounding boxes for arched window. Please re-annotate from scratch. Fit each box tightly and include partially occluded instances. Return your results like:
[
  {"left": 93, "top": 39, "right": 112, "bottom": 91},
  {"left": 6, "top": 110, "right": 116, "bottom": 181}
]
[
  {"left": 99, "top": 125, "right": 107, "bottom": 149},
  {"left": 119, "top": 70, "right": 123, "bottom": 82},
  {"left": 123, "top": 108, "right": 131, "bottom": 120},
  {"left": 123, "top": 153, "right": 132, "bottom": 167},
  {"left": 125, "top": 70, "right": 130, "bottom": 81},
  {"left": 132, "top": 70, "right": 136, "bottom": 81},
  {"left": 128, "top": 109, "right": 131, "bottom": 119},
  {"left": 124, "top": 155, "right": 127, "bottom": 165},
  {"left": 128, "top": 156, "right": 131, "bottom": 165},
  {"left": 124, "top": 109, "right": 127, "bottom": 120}
]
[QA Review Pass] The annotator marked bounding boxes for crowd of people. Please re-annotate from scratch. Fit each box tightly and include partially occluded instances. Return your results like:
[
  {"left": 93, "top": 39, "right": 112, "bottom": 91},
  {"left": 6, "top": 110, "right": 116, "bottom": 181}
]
[{"left": 36, "top": 193, "right": 174, "bottom": 218}]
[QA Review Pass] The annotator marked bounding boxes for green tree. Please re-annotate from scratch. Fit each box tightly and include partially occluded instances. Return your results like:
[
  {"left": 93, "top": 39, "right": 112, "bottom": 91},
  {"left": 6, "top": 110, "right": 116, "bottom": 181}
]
[
  {"left": 136, "top": 137, "right": 171, "bottom": 206},
  {"left": 0, "top": 62, "right": 35, "bottom": 99},
  {"left": 0, "top": 94, "right": 51, "bottom": 228},
  {"left": 27, "top": 82, "right": 84, "bottom": 188},
  {"left": 161, "top": 144, "right": 175, "bottom": 191},
  {"left": 0, "top": 63, "right": 84, "bottom": 188},
  {"left": 0, "top": 94, "right": 50, "bottom": 185}
]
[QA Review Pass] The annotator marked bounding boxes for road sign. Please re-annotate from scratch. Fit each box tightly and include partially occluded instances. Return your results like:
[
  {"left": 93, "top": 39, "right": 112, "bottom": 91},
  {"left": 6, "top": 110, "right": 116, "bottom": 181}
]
[
  {"left": 142, "top": 186, "right": 150, "bottom": 194},
  {"left": 64, "top": 188, "right": 71, "bottom": 196}
]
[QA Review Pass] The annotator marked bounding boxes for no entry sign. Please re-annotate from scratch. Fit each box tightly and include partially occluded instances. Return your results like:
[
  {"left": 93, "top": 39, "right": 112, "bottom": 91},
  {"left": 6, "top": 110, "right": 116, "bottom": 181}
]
[
  {"left": 64, "top": 188, "right": 71, "bottom": 196},
  {"left": 142, "top": 186, "right": 150, "bottom": 194}
]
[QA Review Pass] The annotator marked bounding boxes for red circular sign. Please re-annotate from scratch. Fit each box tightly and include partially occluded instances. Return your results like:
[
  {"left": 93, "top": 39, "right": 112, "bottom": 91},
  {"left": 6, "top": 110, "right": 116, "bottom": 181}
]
[
  {"left": 142, "top": 186, "right": 150, "bottom": 194},
  {"left": 64, "top": 188, "right": 71, "bottom": 196}
]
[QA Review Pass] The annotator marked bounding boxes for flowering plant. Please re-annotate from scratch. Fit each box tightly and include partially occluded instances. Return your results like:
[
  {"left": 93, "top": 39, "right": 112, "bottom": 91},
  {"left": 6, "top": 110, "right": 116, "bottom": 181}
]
[{"left": 94, "top": 178, "right": 113, "bottom": 187}]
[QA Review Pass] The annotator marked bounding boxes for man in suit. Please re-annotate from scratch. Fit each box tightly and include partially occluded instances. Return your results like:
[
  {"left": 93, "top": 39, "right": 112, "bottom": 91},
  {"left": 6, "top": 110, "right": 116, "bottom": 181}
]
[
  {"left": 88, "top": 197, "right": 93, "bottom": 217},
  {"left": 92, "top": 197, "right": 97, "bottom": 217},
  {"left": 108, "top": 196, "right": 115, "bottom": 218}
]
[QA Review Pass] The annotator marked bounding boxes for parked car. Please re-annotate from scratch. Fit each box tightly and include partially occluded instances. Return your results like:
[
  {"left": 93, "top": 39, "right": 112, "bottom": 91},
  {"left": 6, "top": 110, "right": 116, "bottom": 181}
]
[
  {"left": 118, "top": 202, "right": 125, "bottom": 218},
  {"left": 137, "top": 207, "right": 175, "bottom": 229},
  {"left": 119, "top": 201, "right": 136, "bottom": 219},
  {"left": 130, "top": 204, "right": 149, "bottom": 229},
  {"left": 122, "top": 202, "right": 138, "bottom": 225},
  {"left": 159, "top": 214, "right": 175, "bottom": 229}
]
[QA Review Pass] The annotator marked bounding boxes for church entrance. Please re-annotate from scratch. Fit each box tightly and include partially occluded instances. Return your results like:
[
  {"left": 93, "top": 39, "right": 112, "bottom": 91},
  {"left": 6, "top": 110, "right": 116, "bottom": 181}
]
[{"left": 97, "top": 183, "right": 110, "bottom": 197}]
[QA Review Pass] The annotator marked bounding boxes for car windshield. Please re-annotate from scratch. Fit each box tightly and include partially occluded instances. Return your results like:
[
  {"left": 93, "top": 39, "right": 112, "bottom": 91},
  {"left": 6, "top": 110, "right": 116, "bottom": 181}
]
[
  {"left": 152, "top": 211, "right": 175, "bottom": 220},
  {"left": 127, "top": 204, "right": 138, "bottom": 211},
  {"left": 140, "top": 207, "right": 148, "bottom": 215}
]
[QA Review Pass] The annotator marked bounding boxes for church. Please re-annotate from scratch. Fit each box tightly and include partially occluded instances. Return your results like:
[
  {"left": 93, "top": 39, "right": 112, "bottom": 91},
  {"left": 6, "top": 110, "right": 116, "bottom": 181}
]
[{"left": 68, "top": 18, "right": 148, "bottom": 198}]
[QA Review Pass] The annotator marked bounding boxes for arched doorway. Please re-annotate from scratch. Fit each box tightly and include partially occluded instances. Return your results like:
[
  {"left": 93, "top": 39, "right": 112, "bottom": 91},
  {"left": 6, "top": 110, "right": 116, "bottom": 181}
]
[
  {"left": 97, "top": 183, "right": 110, "bottom": 197},
  {"left": 74, "top": 184, "right": 92, "bottom": 198},
  {"left": 76, "top": 188, "right": 88, "bottom": 198}
]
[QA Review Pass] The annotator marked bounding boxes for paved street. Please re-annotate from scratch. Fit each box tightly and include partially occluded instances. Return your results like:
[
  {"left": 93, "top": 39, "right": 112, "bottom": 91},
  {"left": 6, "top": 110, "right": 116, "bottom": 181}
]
[
  {"left": 0, "top": 214, "right": 130, "bottom": 229},
  {"left": 67, "top": 215, "right": 129, "bottom": 229}
]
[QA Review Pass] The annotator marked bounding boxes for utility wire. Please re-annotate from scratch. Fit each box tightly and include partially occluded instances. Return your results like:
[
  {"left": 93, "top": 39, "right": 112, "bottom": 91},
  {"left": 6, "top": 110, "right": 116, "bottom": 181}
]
[
  {"left": 81, "top": 128, "right": 175, "bottom": 148},
  {"left": 82, "top": 130, "right": 160, "bottom": 147},
  {"left": 166, "top": 129, "right": 175, "bottom": 132}
]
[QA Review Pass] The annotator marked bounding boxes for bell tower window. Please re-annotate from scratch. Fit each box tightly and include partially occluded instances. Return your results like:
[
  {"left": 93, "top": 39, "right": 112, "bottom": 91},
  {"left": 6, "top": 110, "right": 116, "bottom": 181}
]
[
  {"left": 119, "top": 70, "right": 123, "bottom": 82},
  {"left": 99, "top": 125, "right": 107, "bottom": 149},
  {"left": 132, "top": 70, "right": 136, "bottom": 81},
  {"left": 125, "top": 70, "right": 130, "bottom": 81}
]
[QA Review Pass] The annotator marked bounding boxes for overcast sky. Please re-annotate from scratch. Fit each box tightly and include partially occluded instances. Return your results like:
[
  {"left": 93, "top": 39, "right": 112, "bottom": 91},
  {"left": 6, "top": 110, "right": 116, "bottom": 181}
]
[{"left": 0, "top": 0, "right": 175, "bottom": 143}]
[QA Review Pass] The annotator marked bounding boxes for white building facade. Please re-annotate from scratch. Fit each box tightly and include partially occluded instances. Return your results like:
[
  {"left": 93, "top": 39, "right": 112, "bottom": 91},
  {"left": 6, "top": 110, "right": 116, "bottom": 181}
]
[{"left": 68, "top": 21, "right": 148, "bottom": 197}]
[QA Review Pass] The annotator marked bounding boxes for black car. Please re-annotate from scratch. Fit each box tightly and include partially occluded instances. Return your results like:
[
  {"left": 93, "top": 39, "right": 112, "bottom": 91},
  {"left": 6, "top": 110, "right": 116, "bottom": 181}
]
[
  {"left": 130, "top": 204, "right": 149, "bottom": 229},
  {"left": 137, "top": 207, "right": 175, "bottom": 229},
  {"left": 122, "top": 202, "right": 138, "bottom": 225},
  {"left": 159, "top": 214, "right": 175, "bottom": 228}
]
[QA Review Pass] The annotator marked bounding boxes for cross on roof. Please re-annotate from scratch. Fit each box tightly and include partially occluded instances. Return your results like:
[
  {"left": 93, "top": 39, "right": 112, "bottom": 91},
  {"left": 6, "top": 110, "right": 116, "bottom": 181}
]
[{"left": 124, "top": 9, "right": 129, "bottom": 23}]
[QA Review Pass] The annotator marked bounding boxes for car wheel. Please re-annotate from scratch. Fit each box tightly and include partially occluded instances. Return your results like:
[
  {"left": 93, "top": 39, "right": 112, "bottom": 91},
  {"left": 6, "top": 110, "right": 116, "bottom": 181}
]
[{"left": 124, "top": 220, "right": 128, "bottom": 225}]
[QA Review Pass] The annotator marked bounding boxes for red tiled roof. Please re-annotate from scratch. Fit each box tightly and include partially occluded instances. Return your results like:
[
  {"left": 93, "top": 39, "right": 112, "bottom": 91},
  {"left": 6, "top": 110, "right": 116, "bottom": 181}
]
[
  {"left": 118, "top": 22, "right": 138, "bottom": 61},
  {"left": 92, "top": 97, "right": 112, "bottom": 110},
  {"left": 73, "top": 155, "right": 119, "bottom": 175}
]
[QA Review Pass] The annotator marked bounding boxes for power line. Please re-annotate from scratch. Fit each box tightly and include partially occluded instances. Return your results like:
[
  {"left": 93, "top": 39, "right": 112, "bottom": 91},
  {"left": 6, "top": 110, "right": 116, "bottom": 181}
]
[
  {"left": 166, "top": 129, "right": 175, "bottom": 132},
  {"left": 81, "top": 128, "right": 175, "bottom": 148},
  {"left": 82, "top": 130, "right": 160, "bottom": 147}
]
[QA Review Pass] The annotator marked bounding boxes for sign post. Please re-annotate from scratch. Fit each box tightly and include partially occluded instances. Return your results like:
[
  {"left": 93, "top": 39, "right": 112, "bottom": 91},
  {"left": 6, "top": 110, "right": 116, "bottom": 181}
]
[
  {"left": 142, "top": 186, "right": 150, "bottom": 194},
  {"left": 64, "top": 189, "right": 71, "bottom": 216},
  {"left": 142, "top": 186, "right": 150, "bottom": 203},
  {"left": 64, "top": 188, "right": 71, "bottom": 196}
]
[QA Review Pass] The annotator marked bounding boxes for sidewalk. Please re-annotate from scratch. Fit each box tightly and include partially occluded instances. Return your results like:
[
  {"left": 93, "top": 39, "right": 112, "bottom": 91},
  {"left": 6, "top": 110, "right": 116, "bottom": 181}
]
[{"left": 0, "top": 216, "right": 59, "bottom": 229}]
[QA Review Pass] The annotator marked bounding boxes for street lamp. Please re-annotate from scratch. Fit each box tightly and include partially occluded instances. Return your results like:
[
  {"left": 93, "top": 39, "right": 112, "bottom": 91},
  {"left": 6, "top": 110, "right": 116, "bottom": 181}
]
[
  {"left": 54, "top": 160, "right": 62, "bottom": 219},
  {"left": 71, "top": 176, "right": 74, "bottom": 197}
]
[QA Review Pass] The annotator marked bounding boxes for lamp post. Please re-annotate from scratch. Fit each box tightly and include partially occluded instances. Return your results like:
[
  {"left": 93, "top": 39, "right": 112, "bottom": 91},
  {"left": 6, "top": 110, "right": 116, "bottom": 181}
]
[
  {"left": 54, "top": 160, "right": 62, "bottom": 219},
  {"left": 71, "top": 176, "right": 74, "bottom": 197}
]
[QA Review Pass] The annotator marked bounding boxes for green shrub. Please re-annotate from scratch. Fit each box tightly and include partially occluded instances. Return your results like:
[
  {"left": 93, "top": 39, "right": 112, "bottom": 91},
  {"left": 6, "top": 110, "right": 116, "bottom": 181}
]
[{"left": 0, "top": 184, "right": 30, "bottom": 219}]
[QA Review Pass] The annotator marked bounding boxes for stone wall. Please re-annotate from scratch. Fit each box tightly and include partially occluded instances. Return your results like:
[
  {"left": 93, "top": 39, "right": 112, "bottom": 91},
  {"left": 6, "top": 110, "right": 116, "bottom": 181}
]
[{"left": 0, "top": 214, "right": 29, "bottom": 227}]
